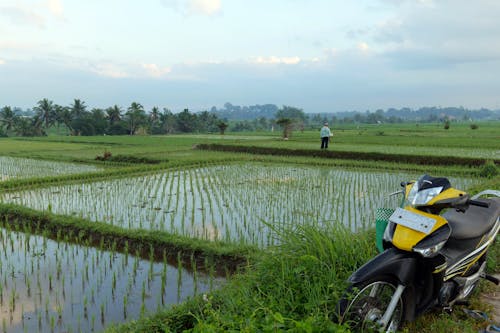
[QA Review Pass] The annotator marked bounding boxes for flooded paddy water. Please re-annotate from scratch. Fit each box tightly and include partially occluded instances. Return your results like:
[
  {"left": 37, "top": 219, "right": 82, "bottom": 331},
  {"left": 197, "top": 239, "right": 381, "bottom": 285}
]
[
  {"left": 0, "top": 226, "right": 220, "bottom": 333},
  {"left": 0, "top": 164, "right": 478, "bottom": 247}
]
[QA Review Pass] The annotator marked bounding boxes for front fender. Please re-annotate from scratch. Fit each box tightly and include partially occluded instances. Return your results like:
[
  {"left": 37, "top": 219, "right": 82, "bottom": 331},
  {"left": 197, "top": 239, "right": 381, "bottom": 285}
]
[{"left": 349, "top": 247, "right": 420, "bottom": 286}]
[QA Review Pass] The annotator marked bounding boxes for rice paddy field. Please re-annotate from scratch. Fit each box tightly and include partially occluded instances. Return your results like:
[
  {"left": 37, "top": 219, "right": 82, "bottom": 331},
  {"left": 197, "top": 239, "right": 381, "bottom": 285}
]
[
  {"left": 0, "top": 165, "right": 478, "bottom": 247},
  {"left": 0, "top": 225, "right": 220, "bottom": 333},
  {"left": 0, "top": 157, "right": 101, "bottom": 181},
  {"left": 0, "top": 122, "right": 498, "bottom": 332}
]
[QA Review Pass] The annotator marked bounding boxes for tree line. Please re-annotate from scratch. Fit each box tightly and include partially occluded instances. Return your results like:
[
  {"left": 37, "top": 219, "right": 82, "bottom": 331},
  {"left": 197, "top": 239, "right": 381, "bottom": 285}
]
[
  {"left": 3, "top": 99, "right": 497, "bottom": 137},
  {"left": 0, "top": 99, "right": 229, "bottom": 137},
  {"left": 0, "top": 99, "right": 308, "bottom": 137}
]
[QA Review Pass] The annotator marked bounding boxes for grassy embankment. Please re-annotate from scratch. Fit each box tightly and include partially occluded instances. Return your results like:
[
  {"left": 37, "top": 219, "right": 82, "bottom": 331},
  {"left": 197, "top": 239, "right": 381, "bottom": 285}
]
[{"left": 0, "top": 122, "right": 498, "bottom": 332}]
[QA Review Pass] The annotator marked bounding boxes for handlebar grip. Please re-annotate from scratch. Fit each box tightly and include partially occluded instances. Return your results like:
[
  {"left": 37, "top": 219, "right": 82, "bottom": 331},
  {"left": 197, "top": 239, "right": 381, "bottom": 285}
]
[{"left": 468, "top": 199, "right": 490, "bottom": 208}]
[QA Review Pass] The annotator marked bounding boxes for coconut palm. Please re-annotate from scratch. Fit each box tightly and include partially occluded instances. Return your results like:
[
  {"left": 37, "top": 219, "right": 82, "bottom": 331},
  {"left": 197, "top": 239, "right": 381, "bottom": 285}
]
[
  {"left": 106, "top": 105, "right": 122, "bottom": 125},
  {"left": 33, "top": 98, "right": 55, "bottom": 129},
  {"left": 0, "top": 106, "right": 17, "bottom": 133},
  {"left": 70, "top": 99, "right": 87, "bottom": 119},
  {"left": 54, "top": 105, "right": 74, "bottom": 134},
  {"left": 125, "top": 102, "right": 147, "bottom": 135},
  {"left": 150, "top": 106, "right": 160, "bottom": 123}
]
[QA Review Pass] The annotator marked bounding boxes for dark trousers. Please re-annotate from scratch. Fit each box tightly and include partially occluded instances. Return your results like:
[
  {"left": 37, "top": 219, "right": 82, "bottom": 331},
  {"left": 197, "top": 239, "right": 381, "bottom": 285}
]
[{"left": 321, "top": 136, "right": 329, "bottom": 149}]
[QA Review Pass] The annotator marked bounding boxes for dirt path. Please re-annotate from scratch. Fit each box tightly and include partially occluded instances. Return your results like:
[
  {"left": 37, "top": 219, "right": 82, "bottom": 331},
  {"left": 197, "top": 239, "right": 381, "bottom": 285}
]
[{"left": 480, "top": 274, "right": 500, "bottom": 323}]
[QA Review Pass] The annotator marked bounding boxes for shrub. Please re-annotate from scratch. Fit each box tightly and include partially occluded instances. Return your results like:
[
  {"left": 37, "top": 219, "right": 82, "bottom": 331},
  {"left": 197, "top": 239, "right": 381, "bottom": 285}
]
[
  {"left": 479, "top": 160, "right": 499, "bottom": 178},
  {"left": 95, "top": 150, "right": 112, "bottom": 161},
  {"left": 470, "top": 123, "right": 479, "bottom": 130},
  {"left": 443, "top": 121, "right": 450, "bottom": 130}
]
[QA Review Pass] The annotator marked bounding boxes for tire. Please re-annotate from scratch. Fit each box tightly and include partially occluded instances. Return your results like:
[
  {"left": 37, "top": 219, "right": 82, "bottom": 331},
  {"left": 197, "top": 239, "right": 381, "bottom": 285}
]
[{"left": 337, "top": 277, "right": 407, "bottom": 333}]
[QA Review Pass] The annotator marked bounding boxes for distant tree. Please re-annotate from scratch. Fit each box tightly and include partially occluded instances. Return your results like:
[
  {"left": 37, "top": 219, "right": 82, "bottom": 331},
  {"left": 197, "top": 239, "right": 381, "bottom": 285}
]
[
  {"left": 34, "top": 98, "right": 55, "bottom": 129},
  {"left": 125, "top": 102, "right": 147, "bottom": 135},
  {"left": 0, "top": 106, "right": 17, "bottom": 134},
  {"left": 106, "top": 105, "right": 122, "bottom": 125},
  {"left": 217, "top": 121, "right": 228, "bottom": 135},
  {"left": 198, "top": 111, "right": 219, "bottom": 132},
  {"left": 276, "top": 117, "right": 293, "bottom": 139},
  {"left": 14, "top": 117, "right": 45, "bottom": 136},
  {"left": 150, "top": 106, "right": 160, "bottom": 123},
  {"left": 159, "top": 108, "right": 176, "bottom": 134},
  {"left": 70, "top": 99, "right": 88, "bottom": 119},
  {"left": 90, "top": 108, "right": 107, "bottom": 134},
  {"left": 53, "top": 104, "right": 73, "bottom": 134},
  {"left": 176, "top": 109, "right": 197, "bottom": 132},
  {"left": 444, "top": 120, "right": 450, "bottom": 130}
]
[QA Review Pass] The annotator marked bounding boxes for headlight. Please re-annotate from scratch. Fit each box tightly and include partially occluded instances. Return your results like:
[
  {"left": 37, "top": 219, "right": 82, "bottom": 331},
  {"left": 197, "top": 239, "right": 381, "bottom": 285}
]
[
  {"left": 413, "top": 225, "right": 451, "bottom": 257},
  {"left": 413, "top": 240, "right": 447, "bottom": 257},
  {"left": 407, "top": 186, "right": 443, "bottom": 206}
]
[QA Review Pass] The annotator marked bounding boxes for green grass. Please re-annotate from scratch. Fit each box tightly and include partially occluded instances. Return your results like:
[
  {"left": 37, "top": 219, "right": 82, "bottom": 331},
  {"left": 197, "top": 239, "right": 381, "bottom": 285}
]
[
  {"left": 0, "top": 203, "right": 254, "bottom": 273},
  {"left": 0, "top": 126, "right": 498, "bottom": 332}
]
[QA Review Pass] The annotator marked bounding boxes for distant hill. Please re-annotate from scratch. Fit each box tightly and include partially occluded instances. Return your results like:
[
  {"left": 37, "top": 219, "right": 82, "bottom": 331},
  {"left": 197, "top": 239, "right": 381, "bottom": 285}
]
[
  {"left": 209, "top": 103, "right": 500, "bottom": 122},
  {"left": 209, "top": 103, "right": 278, "bottom": 120}
]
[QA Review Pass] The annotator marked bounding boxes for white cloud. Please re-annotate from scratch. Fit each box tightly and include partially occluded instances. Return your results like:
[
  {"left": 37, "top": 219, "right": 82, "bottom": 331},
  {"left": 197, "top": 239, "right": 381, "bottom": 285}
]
[
  {"left": 90, "top": 63, "right": 130, "bottom": 79},
  {"left": 0, "top": 59, "right": 5, "bottom": 65},
  {"left": 0, "top": 5, "right": 45, "bottom": 28},
  {"left": 86, "top": 61, "right": 173, "bottom": 79},
  {"left": 162, "top": 0, "right": 221, "bottom": 16},
  {"left": 370, "top": 0, "right": 500, "bottom": 68},
  {"left": 252, "top": 56, "right": 301, "bottom": 65},
  {"left": 141, "top": 63, "right": 172, "bottom": 78},
  {"left": 189, "top": 0, "right": 221, "bottom": 15}
]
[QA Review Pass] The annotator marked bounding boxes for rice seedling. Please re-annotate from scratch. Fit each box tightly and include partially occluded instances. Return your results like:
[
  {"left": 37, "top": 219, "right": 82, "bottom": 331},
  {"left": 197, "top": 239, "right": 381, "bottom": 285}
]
[
  {"left": 0, "top": 226, "right": 222, "bottom": 333},
  {"left": 0, "top": 156, "right": 100, "bottom": 181},
  {"left": 0, "top": 164, "right": 479, "bottom": 248}
]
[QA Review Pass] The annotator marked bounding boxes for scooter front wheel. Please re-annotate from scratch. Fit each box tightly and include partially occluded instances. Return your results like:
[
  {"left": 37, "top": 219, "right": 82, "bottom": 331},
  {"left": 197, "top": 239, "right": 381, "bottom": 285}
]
[{"left": 337, "top": 278, "right": 406, "bottom": 332}]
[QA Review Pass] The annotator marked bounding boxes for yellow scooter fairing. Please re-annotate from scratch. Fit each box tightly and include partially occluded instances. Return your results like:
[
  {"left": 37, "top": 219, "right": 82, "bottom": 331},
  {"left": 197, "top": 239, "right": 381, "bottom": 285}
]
[
  {"left": 392, "top": 207, "right": 448, "bottom": 251},
  {"left": 427, "top": 188, "right": 467, "bottom": 206}
]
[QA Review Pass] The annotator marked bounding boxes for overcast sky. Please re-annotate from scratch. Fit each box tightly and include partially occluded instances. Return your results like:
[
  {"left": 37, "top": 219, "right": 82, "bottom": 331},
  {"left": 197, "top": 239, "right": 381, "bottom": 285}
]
[{"left": 1, "top": 0, "right": 500, "bottom": 112}]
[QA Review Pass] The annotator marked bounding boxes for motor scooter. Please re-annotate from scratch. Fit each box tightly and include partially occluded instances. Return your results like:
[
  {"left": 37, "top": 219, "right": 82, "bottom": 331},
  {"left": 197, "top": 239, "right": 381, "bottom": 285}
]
[{"left": 337, "top": 174, "right": 500, "bottom": 332}]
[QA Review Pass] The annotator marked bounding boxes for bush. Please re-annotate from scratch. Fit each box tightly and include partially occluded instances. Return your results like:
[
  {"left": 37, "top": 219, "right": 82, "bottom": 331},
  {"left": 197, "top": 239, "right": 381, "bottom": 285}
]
[
  {"left": 479, "top": 160, "right": 499, "bottom": 178},
  {"left": 443, "top": 121, "right": 450, "bottom": 130},
  {"left": 470, "top": 123, "right": 479, "bottom": 130}
]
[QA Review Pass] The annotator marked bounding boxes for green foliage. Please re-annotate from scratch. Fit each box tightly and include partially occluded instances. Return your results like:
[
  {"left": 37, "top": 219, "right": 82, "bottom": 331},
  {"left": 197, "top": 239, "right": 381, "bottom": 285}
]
[
  {"left": 197, "top": 143, "right": 499, "bottom": 168},
  {"left": 0, "top": 203, "right": 254, "bottom": 272},
  {"left": 470, "top": 123, "right": 479, "bottom": 130},
  {"left": 479, "top": 160, "right": 499, "bottom": 178}
]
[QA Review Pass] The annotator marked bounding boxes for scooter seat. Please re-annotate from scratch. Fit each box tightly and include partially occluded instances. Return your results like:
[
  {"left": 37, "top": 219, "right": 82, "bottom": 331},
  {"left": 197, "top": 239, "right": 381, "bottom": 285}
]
[{"left": 443, "top": 198, "right": 500, "bottom": 240}]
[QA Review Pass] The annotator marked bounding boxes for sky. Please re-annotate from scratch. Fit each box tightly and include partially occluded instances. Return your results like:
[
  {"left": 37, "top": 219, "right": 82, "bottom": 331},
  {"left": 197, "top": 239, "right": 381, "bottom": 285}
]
[{"left": 1, "top": 0, "right": 500, "bottom": 113}]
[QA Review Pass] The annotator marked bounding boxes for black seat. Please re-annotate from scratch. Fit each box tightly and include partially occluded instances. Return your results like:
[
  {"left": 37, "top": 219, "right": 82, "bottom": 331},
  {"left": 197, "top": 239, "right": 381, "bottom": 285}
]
[{"left": 443, "top": 198, "right": 500, "bottom": 240}]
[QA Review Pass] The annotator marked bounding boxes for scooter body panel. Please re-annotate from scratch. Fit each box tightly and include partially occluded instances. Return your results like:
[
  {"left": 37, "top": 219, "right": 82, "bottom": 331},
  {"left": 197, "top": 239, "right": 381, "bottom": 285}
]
[{"left": 348, "top": 247, "right": 420, "bottom": 286}]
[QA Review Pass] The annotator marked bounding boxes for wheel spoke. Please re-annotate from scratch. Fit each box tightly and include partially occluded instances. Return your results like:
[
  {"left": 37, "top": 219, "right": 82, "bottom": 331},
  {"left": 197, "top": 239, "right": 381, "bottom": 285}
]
[{"left": 340, "top": 280, "right": 404, "bottom": 333}]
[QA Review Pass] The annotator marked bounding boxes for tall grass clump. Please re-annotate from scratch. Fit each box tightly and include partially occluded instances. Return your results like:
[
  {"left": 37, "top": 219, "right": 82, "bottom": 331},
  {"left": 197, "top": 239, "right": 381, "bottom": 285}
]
[
  {"left": 185, "top": 223, "right": 376, "bottom": 331},
  {"left": 479, "top": 160, "right": 498, "bottom": 178}
]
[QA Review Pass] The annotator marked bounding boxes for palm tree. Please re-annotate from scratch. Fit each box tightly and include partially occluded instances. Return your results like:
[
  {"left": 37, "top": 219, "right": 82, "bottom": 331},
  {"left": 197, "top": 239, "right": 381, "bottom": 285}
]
[
  {"left": 125, "top": 102, "right": 147, "bottom": 135},
  {"left": 0, "top": 106, "right": 17, "bottom": 133},
  {"left": 106, "top": 105, "right": 122, "bottom": 125},
  {"left": 70, "top": 99, "right": 87, "bottom": 119},
  {"left": 54, "top": 105, "right": 74, "bottom": 134},
  {"left": 150, "top": 106, "right": 160, "bottom": 123},
  {"left": 34, "top": 98, "right": 55, "bottom": 129}
]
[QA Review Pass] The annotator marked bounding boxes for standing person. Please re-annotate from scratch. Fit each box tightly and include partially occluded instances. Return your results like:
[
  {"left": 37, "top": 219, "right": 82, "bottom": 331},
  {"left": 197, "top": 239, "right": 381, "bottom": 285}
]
[{"left": 320, "top": 122, "right": 332, "bottom": 149}]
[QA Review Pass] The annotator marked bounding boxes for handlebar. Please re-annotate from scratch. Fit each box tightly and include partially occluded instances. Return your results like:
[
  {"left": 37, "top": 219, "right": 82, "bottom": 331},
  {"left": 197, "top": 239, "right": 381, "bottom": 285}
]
[{"left": 468, "top": 199, "right": 490, "bottom": 208}]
